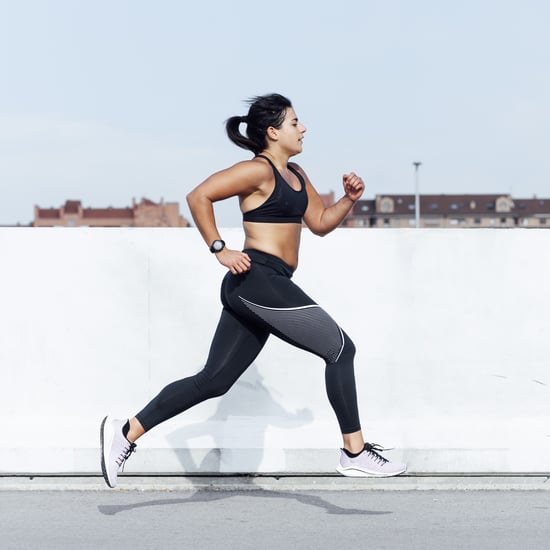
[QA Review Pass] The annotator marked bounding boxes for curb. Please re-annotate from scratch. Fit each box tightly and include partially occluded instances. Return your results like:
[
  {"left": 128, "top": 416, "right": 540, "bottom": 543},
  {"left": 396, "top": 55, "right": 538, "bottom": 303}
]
[{"left": 2, "top": 474, "right": 550, "bottom": 491}]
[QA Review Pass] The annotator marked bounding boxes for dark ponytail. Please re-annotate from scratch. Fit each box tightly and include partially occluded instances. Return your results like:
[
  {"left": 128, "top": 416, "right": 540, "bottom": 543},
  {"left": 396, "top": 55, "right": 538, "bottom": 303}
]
[
  {"left": 225, "top": 93, "right": 293, "bottom": 155},
  {"left": 225, "top": 115, "right": 257, "bottom": 153}
]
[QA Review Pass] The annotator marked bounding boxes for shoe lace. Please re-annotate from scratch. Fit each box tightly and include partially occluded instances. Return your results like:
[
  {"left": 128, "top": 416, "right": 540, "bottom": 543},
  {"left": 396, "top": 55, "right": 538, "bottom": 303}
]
[
  {"left": 364, "top": 442, "right": 391, "bottom": 465},
  {"left": 115, "top": 442, "right": 136, "bottom": 471}
]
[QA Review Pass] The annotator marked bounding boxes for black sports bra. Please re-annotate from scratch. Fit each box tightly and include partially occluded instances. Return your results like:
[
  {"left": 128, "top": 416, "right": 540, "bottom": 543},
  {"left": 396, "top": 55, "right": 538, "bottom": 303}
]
[{"left": 242, "top": 155, "right": 308, "bottom": 224}]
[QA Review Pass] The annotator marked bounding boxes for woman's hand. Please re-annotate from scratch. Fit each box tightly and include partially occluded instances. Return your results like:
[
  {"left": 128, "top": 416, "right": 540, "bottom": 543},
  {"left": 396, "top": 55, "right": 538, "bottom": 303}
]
[
  {"left": 343, "top": 172, "right": 365, "bottom": 202},
  {"left": 215, "top": 249, "right": 252, "bottom": 274}
]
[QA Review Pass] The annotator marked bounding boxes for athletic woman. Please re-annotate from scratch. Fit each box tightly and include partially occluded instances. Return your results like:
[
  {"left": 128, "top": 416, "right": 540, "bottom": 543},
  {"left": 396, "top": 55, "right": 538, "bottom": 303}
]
[{"left": 100, "top": 93, "right": 406, "bottom": 487}]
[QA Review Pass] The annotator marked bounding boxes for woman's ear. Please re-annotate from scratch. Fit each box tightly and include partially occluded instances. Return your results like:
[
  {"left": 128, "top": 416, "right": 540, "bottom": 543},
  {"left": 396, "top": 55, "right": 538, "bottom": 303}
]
[{"left": 266, "top": 126, "right": 278, "bottom": 141}]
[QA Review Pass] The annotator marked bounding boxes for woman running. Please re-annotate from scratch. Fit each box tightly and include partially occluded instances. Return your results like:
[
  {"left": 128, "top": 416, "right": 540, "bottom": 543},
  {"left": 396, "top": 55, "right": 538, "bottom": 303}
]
[{"left": 100, "top": 93, "right": 406, "bottom": 487}]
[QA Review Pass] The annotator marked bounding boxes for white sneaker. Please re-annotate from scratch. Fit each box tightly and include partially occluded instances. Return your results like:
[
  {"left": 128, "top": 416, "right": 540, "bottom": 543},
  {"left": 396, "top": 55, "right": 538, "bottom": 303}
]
[
  {"left": 336, "top": 443, "right": 407, "bottom": 478},
  {"left": 100, "top": 416, "right": 136, "bottom": 488}
]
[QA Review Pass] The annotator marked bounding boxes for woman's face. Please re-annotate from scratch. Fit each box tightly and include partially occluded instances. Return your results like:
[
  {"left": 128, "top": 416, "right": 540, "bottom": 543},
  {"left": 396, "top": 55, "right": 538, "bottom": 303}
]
[{"left": 272, "top": 108, "right": 307, "bottom": 155}]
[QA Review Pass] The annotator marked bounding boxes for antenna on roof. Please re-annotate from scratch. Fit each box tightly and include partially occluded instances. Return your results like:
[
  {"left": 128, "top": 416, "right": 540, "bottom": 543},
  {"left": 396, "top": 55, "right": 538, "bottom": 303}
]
[{"left": 413, "top": 162, "right": 422, "bottom": 228}]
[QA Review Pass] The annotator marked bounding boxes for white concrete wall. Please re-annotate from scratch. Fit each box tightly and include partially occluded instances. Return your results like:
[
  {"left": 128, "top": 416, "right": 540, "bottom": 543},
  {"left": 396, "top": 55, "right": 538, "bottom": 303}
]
[{"left": 1, "top": 227, "right": 549, "bottom": 474}]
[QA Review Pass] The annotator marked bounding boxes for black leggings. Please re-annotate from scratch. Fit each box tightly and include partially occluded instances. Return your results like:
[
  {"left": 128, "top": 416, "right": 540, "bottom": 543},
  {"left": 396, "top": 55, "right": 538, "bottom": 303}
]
[{"left": 136, "top": 249, "right": 361, "bottom": 434}]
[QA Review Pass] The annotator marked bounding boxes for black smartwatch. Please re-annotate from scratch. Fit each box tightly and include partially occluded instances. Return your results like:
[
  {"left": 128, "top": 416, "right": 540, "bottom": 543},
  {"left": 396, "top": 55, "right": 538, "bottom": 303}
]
[{"left": 209, "top": 239, "right": 226, "bottom": 253}]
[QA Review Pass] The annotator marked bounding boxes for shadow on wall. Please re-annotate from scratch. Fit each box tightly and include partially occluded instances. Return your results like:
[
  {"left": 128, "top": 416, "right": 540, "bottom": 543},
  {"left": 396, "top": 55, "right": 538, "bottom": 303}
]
[{"left": 165, "top": 363, "right": 314, "bottom": 473}]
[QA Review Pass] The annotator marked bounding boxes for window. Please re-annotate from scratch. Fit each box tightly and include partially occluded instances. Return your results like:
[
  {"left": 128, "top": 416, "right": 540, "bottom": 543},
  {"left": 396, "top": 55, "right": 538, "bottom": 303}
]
[{"left": 497, "top": 200, "right": 509, "bottom": 212}]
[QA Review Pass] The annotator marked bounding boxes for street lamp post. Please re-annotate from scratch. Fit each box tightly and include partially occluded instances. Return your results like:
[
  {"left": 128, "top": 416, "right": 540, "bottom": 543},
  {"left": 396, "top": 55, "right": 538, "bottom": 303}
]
[{"left": 413, "top": 162, "right": 422, "bottom": 228}]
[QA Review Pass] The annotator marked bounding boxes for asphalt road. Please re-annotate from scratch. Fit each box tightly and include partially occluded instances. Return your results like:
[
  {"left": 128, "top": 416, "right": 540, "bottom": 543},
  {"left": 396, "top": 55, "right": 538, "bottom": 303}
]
[{"left": 3, "top": 484, "right": 550, "bottom": 550}]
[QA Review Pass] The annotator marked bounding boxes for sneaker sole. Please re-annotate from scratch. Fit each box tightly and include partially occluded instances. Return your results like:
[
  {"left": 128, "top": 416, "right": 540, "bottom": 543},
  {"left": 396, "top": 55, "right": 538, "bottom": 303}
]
[
  {"left": 100, "top": 416, "right": 116, "bottom": 488},
  {"left": 336, "top": 465, "right": 407, "bottom": 478}
]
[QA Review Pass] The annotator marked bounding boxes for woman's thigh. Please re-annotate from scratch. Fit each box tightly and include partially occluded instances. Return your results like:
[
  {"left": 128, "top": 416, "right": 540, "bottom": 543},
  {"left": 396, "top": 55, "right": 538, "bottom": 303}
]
[
  {"left": 201, "top": 307, "right": 270, "bottom": 385},
  {"left": 223, "top": 265, "right": 345, "bottom": 363}
]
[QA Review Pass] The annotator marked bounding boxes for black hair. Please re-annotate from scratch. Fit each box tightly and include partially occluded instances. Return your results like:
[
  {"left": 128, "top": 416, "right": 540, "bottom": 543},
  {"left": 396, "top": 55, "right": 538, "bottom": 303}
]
[{"left": 225, "top": 93, "right": 293, "bottom": 155}]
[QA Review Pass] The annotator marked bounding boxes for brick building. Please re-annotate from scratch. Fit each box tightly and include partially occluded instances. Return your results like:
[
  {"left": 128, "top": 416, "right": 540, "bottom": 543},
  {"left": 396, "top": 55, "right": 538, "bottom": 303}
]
[
  {"left": 340, "top": 194, "right": 550, "bottom": 228},
  {"left": 33, "top": 198, "right": 190, "bottom": 227}
]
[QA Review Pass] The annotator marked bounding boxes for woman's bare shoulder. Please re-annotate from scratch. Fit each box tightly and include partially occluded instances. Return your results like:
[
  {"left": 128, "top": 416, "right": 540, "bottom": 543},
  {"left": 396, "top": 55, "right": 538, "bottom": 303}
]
[
  {"left": 288, "top": 162, "right": 311, "bottom": 183},
  {"left": 220, "top": 157, "right": 272, "bottom": 179}
]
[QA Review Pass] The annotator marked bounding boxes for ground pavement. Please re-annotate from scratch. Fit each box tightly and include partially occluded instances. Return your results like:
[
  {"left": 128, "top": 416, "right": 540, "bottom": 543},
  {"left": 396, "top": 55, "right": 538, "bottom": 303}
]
[{"left": 2, "top": 475, "right": 550, "bottom": 550}]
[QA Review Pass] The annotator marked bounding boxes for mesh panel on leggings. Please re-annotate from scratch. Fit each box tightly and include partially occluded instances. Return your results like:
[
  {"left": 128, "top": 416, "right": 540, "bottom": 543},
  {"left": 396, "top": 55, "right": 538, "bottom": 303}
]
[{"left": 239, "top": 297, "right": 344, "bottom": 363}]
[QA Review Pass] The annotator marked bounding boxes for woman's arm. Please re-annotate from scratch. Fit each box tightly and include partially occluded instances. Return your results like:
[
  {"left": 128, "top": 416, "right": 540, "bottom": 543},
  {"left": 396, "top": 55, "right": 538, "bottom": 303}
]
[
  {"left": 299, "top": 166, "right": 365, "bottom": 237},
  {"left": 186, "top": 160, "right": 267, "bottom": 274}
]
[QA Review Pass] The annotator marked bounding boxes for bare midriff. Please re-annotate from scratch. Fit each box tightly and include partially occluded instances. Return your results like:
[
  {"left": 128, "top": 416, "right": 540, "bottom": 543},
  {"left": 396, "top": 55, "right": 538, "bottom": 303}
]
[{"left": 243, "top": 221, "right": 302, "bottom": 269}]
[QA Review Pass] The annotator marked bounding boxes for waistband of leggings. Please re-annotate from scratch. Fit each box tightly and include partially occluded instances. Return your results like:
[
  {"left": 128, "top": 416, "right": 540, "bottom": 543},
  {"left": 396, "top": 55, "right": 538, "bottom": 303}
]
[{"left": 243, "top": 249, "right": 295, "bottom": 278}]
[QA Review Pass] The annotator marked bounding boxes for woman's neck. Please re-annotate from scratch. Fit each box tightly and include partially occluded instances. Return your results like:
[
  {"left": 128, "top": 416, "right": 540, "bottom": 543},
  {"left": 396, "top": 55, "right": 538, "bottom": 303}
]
[{"left": 260, "top": 150, "right": 290, "bottom": 171}]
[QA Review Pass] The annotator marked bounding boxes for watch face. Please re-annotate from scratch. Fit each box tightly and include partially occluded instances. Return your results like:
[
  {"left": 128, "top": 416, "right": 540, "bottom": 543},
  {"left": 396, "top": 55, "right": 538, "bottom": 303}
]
[{"left": 211, "top": 240, "right": 225, "bottom": 252}]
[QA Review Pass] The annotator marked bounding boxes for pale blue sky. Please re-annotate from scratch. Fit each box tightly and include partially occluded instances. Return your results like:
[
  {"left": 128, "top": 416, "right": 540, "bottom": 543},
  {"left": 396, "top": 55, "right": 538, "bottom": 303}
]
[{"left": 1, "top": 0, "right": 548, "bottom": 226}]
